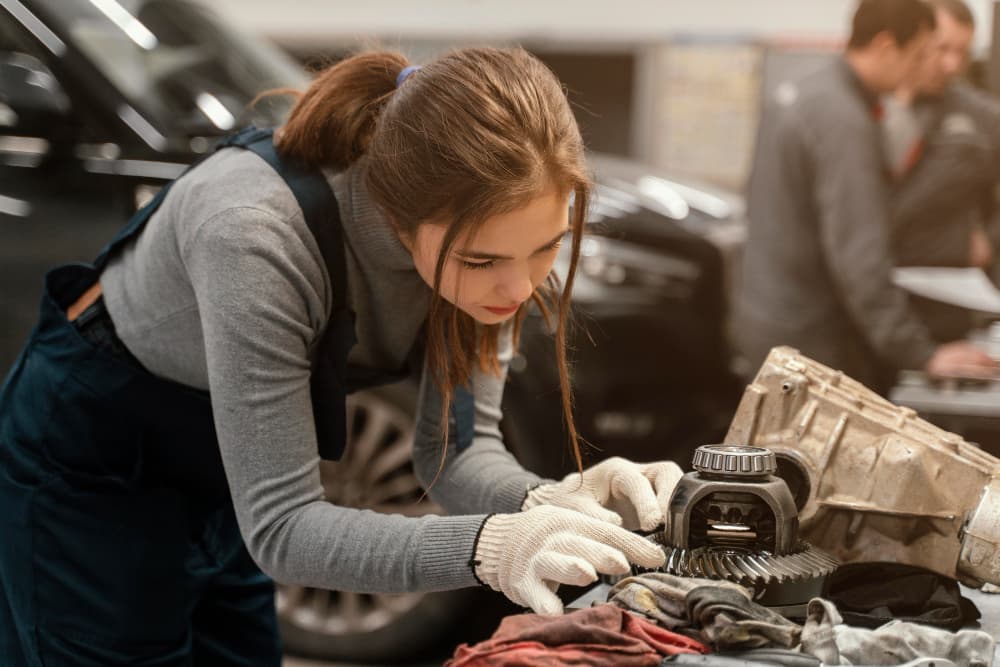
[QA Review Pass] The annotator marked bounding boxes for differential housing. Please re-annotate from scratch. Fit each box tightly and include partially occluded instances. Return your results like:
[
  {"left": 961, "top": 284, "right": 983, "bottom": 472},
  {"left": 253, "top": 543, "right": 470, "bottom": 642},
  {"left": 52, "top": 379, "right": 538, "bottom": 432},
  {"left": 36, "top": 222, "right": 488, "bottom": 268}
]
[{"left": 650, "top": 444, "right": 838, "bottom": 608}]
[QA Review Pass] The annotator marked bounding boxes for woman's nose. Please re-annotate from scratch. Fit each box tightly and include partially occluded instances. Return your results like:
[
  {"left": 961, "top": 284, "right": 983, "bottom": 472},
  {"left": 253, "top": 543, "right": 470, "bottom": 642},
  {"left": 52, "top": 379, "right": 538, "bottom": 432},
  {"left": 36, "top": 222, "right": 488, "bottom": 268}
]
[{"left": 497, "top": 270, "right": 534, "bottom": 303}]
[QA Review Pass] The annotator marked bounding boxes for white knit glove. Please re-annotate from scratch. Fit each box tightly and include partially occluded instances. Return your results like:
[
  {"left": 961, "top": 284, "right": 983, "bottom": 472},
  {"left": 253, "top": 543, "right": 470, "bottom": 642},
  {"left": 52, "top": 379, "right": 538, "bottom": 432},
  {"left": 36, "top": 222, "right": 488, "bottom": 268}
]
[
  {"left": 522, "top": 457, "right": 683, "bottom": 532},
  {"left": 473, "top": 505, "right": 666, "bottom": 615}
]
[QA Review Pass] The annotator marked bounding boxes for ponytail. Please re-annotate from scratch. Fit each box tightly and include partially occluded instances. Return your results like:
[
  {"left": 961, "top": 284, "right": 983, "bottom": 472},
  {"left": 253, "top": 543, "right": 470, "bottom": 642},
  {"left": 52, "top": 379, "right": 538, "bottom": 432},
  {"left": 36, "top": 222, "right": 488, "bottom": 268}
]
[{"left": 276, "top": 52, "right": 410, "bottom": 168}]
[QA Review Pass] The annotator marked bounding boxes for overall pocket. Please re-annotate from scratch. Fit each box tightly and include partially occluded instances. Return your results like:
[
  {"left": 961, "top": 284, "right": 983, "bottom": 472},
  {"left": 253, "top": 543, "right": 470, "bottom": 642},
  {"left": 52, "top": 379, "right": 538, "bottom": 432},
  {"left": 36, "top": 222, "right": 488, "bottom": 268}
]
[{"left": 10, "top": 279, "right": 148, "bottom": 491}]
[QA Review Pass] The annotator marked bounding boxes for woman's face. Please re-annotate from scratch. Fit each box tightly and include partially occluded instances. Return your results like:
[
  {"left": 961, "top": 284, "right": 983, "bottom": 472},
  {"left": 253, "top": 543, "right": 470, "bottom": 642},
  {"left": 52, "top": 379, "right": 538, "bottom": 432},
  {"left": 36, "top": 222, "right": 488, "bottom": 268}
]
[{"left": 407, "top": 188, "right": 571, "bottom": 324}]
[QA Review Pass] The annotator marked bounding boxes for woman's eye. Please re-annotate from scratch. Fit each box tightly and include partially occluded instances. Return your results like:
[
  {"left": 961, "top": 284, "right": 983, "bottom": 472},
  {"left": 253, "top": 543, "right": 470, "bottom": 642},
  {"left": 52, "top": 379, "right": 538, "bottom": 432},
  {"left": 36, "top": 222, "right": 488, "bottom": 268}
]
[{"left": 460, "top": 259, "right": 495, "bottom": 270}]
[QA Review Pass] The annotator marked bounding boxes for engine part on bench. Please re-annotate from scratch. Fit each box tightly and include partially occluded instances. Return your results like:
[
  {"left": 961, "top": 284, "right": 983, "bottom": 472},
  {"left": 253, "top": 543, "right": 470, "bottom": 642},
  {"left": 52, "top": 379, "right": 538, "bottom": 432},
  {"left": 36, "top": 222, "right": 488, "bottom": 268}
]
[
  {"left": 652, "top": 444, "right": 838, "bottom": 606},
  {"left": 725, "top": 346, "right": 1000, "bottom": 589}
]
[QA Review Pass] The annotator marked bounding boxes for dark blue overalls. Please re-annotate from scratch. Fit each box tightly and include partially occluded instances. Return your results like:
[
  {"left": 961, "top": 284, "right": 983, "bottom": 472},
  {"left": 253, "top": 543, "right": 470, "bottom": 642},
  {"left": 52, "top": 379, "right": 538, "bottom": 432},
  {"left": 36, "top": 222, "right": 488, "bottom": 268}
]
[{"left": 0, "top": 128, "right": 473, "bottom": 666}]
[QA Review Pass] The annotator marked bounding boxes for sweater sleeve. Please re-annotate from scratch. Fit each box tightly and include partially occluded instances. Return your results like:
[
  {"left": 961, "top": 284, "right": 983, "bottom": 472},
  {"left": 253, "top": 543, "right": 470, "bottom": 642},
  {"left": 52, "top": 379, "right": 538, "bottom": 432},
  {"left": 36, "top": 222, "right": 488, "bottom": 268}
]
[
  {"left": 411, "top": 323, "right": 544, "bottom": 515},
  {"left": 956, "top": 83, "right": 1000, "bottom": 178},
  {"left": 184, "top": 205, "right": 483, "bottom": 593},
  {"left": 890, "top": 95, "right": 994, "bottom": 267}
]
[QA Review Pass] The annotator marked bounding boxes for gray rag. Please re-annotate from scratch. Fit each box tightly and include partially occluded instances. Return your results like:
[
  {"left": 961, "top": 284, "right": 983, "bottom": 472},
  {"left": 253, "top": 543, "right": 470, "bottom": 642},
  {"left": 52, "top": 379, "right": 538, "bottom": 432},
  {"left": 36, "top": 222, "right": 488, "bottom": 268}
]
[
  {"left": 607, "top": 572, "right": 802, "bottom": 650},
  {"left": 800, "top": 597, "right": 994, "bottom": 666}
]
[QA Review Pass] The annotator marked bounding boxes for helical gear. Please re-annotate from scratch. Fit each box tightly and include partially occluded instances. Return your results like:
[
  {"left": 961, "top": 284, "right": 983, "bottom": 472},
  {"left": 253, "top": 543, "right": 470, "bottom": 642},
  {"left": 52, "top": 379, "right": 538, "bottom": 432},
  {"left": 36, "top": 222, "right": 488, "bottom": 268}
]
[
  {"left": 637, "top": 532, "right": 838, "bottom": 606},
  {"left": 648, "top": 444, "right": 840, "bottom": 608}
]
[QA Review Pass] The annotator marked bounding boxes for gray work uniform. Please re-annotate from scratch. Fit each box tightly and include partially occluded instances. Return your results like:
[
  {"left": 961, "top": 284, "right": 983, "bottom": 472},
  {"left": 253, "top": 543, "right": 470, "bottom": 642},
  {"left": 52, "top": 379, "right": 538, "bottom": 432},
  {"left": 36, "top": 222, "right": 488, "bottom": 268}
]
[
  {"left": 736, "top": 58, "right": 935, "bottom": 393},
  {"left": 890, "top": 82, "right": 1000, "bottom": 268},
  {"left": 884, "top": 83, "right": 1000, "bottom": 342}
]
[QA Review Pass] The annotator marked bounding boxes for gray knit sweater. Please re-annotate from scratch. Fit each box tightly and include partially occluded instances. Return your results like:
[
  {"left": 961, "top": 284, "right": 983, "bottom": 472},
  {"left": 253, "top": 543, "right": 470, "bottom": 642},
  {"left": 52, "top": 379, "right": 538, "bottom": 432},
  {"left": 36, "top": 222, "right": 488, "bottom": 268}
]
[{"left": 101, "top": 147, "right": 542, "bottom": 593}]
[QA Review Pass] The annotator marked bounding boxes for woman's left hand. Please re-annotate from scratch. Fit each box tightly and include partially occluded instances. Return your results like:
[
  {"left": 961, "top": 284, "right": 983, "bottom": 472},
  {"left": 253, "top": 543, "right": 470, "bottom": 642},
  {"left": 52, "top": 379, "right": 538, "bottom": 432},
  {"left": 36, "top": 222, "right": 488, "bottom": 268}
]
[{"left": 522, "top": 457, "right": 683, "bottom": 531}]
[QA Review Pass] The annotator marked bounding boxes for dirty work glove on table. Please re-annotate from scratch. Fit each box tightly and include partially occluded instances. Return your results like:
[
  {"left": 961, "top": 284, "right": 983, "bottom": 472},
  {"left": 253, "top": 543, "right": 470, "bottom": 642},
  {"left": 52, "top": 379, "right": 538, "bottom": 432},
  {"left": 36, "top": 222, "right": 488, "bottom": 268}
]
[
  {"left": 523, "top": 457, "right": 683, "bottom": 531},
  {"left": 473, "top": 505, "right": 666, "bottom": 615}
]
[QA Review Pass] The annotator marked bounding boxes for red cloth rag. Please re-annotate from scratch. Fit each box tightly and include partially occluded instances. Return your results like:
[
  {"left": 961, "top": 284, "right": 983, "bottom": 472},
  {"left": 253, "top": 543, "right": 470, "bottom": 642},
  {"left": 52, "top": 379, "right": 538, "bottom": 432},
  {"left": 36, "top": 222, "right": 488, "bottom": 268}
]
[{"left": 446, "top": 603, "right": 708, "bottom": 666}]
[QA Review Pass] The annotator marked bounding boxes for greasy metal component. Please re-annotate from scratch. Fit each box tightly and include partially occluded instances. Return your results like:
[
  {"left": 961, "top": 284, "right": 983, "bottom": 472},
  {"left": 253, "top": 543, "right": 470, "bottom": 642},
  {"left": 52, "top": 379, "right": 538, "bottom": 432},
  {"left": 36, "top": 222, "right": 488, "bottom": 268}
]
[
  {"left": 656, "top": 444, "right": 838, "bottom": 607},
  {"left": 651, "top": 536, "right": 839, "bottom": 606},
  {"left": 669, "top": 445, "right": 798, "bottom": 555},
  {"left": 725, "top": 346, "right": 1000, "bottom": 588},
  {"left": 692, "top": 444, "right": 777, "bottom": 477},
  {"left": 962, "top": 478, "right": 1000, "bottom": 585}
]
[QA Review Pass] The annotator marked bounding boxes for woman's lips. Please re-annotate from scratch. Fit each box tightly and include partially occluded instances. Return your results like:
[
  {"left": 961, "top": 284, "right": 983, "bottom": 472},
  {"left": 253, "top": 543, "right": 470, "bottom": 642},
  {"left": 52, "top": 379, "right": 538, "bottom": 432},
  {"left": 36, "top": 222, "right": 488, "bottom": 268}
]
[{"left": 484, "top": 304, "right": 519, "bottom": 315}]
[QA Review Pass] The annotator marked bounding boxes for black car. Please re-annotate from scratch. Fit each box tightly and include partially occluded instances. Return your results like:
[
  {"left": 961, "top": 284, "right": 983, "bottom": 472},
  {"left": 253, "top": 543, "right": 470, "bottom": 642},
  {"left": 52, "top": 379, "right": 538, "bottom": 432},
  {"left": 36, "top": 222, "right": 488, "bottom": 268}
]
[{"left": 0, "top": 0, "right": 744, "bottom": 662}]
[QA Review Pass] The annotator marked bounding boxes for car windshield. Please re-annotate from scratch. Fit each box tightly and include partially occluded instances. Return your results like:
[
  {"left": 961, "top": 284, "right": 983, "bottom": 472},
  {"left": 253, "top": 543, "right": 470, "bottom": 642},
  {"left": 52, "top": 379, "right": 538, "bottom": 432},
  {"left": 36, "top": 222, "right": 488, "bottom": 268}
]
[{"left": 32, "top": 0, "right": 308, "bottom": 134}]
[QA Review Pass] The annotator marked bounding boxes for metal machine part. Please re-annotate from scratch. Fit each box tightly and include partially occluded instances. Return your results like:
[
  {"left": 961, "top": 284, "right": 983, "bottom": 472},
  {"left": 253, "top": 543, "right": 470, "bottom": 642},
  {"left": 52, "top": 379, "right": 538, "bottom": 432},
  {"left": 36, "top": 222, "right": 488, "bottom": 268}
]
[
  {"left": 725, "top": 346, "right": 1000, "bottom": 589},
  {"left": 669, "top": 445, "right": 797, "bottom": 554},
  {"left": 655, "top": 444, "right": 838, "bottom": 606}
]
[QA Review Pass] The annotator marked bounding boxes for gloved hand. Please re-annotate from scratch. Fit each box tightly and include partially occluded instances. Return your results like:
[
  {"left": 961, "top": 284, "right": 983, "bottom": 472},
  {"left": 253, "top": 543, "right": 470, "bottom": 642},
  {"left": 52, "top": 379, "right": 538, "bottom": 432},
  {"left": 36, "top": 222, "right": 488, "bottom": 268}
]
[
  {"left": 473, "top": 505, "right": 666, "bottom": 615},
  {"left": 522, "top": 457, "right": 683, "bottom": 531}
]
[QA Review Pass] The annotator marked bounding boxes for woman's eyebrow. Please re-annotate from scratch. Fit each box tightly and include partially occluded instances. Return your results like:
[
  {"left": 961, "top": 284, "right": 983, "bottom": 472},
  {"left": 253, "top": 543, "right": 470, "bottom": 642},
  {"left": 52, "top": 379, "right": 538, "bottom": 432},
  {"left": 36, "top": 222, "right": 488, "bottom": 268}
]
[{"left": 458, "top": 228, "right": 569, "bottom": 261}]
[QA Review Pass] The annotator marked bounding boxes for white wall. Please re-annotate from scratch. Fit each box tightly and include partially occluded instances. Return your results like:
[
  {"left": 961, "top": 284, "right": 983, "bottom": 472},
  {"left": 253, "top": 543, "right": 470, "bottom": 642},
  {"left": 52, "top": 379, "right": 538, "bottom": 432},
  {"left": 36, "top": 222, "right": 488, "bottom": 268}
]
[
  {"left": 199, "top": 0, "right": 999, "bottom": 186},
  {"left": 204, "top": 0, "right": 995, "bottom": 54}
]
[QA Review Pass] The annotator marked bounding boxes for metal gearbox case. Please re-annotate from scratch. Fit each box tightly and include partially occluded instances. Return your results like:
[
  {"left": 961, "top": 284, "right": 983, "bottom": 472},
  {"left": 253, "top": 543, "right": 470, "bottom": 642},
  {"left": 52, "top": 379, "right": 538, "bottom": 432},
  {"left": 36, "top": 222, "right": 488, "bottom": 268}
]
[{"left": 725, "top": 346, "right": 1000, "bottom": 588}]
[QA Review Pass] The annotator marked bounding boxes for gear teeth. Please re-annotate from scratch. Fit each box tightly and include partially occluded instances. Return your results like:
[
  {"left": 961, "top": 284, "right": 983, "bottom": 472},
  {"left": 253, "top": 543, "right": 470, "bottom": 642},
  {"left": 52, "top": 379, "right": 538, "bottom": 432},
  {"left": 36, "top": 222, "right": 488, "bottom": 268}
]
[{"left": 639, "top": 537, "right": 839, "bottom": 596}]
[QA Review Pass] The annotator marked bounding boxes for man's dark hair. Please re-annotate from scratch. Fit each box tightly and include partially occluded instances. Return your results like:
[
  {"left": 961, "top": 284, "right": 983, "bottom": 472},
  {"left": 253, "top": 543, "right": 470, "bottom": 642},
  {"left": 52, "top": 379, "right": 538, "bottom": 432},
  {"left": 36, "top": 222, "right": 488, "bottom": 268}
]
[
  {"left": 928, "top": 0, "right": 975, "bottom": 27},
  {"left": 848, "top": 0, "right": 937, "bottom": 49}
]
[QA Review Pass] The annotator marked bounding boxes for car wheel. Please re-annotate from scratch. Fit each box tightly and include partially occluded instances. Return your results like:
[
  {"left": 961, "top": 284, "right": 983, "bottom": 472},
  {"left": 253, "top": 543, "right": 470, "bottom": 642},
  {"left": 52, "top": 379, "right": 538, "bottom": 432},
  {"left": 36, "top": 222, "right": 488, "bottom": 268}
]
[{"left": 275, "top": 382, "right": 490, "bottom": 664}]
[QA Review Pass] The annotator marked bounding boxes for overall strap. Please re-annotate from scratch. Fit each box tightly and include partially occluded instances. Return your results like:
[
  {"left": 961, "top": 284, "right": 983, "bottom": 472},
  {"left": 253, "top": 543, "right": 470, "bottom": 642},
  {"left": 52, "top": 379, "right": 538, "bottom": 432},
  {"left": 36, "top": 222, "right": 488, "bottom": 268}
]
[
  {"left": 92, "top": 170, "right": 184, "bottom": 272},
  {"left": 243, "top": 133, "right": 475, "bottom": 456},
  {"left": 92, "top": 126, "right": 355, "bottom": 461},
  {"left": 227, "top": 128, "right": 350, "bottom": 317},
  {"left": 91, "top": 127, "right": 270, "bottom": 272},
  {"left": 232, "top": 129, "right": 356, "bottom": 461}
]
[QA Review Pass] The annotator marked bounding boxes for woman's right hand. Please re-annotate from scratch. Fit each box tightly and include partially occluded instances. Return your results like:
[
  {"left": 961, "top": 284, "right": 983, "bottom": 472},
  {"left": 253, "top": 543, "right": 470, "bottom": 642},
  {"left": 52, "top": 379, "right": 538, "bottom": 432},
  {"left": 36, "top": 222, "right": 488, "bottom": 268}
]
[{"left": 472, "top": 505, "right": 666, "bottom": 615}]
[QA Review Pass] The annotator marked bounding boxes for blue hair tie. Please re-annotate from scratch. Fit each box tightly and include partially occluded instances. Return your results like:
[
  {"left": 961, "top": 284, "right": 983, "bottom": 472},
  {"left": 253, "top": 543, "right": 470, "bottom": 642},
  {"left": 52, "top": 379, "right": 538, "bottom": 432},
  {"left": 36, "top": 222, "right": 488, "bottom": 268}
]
[{"left": 396, "top": 65, "right": 421, "bottom": 88}]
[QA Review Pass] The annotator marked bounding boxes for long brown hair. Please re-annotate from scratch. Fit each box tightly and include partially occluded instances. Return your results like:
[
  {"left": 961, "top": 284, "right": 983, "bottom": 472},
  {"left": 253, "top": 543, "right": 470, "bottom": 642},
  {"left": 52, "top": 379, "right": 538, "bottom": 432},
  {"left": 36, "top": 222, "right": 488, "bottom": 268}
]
[{"left": 277, "top": 47, "right": 590, "bottom": 472}]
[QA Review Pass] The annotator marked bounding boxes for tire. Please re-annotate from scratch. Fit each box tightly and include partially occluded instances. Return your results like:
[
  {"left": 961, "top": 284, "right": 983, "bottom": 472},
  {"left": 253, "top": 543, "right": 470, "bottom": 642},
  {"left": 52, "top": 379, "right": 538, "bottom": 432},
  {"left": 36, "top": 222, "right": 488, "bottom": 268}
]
[
  {"left": 275, "top": 381, "right": 502, "bottom": 663},
  {"left": 278, "top": 585, "right": 484, "bottom": 664}
]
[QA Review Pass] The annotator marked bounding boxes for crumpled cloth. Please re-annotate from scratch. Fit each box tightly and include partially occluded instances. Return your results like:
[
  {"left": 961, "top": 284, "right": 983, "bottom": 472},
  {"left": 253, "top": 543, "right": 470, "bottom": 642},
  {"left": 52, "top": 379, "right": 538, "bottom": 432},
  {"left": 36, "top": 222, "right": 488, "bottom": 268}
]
[
  {"left": 607, "top": 572, "right": 801, "bottom": 650},
  {"left": 821, "top": 562, "right": 980, "bottom": 631},
  {"left": 800, "top": 597, "right": 994, "bottom": 666},
  {"left": 445, "top": 603, "right": 708, "bottom": 666}
]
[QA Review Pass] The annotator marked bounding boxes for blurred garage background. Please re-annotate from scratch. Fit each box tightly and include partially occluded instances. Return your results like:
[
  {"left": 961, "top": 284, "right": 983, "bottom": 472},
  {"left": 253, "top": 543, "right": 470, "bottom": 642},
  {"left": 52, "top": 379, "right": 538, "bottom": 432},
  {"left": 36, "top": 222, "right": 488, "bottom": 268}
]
[
  {"left": 4, "top": 0, "right": 1000, "bottom": 665},
  {"left": 211, "top": 0, "right": 998, "bottom": 187}
]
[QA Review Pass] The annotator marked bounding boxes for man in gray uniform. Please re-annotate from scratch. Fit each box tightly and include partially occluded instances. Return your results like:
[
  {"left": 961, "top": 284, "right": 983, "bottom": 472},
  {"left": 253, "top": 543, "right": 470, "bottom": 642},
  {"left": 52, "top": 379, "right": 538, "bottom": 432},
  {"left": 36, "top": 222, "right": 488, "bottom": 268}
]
[
  {"left": 884, "top": 0, "right": 1000, "bottom": 342},
  {"left": 888, "top": 0, "right": 997, "bottom": 270},
  {"left": 736, "top": 0, "right": 994, "bottom": 394}
]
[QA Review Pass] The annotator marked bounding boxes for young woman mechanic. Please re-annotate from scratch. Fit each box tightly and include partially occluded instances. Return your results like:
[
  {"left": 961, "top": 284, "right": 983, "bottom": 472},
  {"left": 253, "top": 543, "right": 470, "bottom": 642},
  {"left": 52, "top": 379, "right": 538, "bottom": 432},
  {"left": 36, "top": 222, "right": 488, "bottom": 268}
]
[{"left": 0, "top": 47, "right": 682, "bottom": 665}]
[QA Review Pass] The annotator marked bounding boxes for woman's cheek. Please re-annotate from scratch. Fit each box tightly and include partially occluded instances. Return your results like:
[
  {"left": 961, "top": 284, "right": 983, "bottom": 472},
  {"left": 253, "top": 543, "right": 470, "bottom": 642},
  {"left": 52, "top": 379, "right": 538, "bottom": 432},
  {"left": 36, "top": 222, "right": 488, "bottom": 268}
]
[
  {"left": 532, "top": 254, "right": 558, "bottom": 287},
  {"left": 441, "top": 264, "right": 481, "bottom": 307},
  {"left": 454, "top": 270, "right": 490, "bottom": 307}
]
